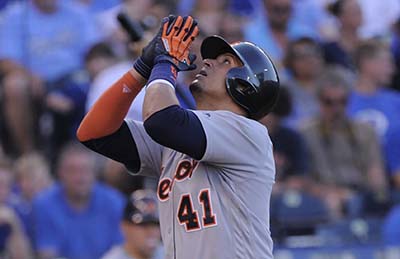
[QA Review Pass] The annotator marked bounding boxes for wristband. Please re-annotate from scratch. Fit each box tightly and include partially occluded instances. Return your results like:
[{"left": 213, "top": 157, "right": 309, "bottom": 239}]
[
  {"left": 148, "top": 62, "right": 177, "bottom": 87},
  {"left": 133, "top": 57, "right": 152, "bottom": 79},
  {"left": 146, "top": 79, "right": 175, "bottom": 91}
]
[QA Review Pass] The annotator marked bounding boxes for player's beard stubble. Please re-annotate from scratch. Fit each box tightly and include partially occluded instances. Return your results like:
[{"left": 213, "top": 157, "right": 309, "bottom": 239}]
[{"left": 189, "top": 78, "right": 202, "bottom": 99}]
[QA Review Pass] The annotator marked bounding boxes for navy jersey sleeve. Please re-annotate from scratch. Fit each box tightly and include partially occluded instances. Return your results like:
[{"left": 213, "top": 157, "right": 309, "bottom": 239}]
[
  {"left": 143, "top": 105, "right": 206, "bottom": 160},
  {"left": 80, "top": 122, "right": 141, "bottom": 172}
]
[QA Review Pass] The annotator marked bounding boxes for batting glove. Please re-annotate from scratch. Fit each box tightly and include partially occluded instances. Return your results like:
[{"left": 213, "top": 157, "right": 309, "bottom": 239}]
[{"left": 155, "top": 15, "right": 199, "bottom": 72}]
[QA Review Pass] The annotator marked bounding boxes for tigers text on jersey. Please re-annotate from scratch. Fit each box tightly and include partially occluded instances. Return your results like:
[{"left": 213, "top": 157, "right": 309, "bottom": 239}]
[{"left": 126, "top": 110, "right": 275, "bottom": 259}]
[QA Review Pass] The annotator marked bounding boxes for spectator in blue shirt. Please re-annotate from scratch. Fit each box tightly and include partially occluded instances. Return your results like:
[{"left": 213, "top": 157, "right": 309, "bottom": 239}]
[
  {"left": 347, "top": 40, "right": 400, "bottom": 185},
  {"left": 0, "top": 0, "right": 99, "bottom": 81},
  {"left": 0, "top": 0, "right": 99, "bottom": 157},
  {"left": 32, "top": 142, "right": 124, "bottom": 259}
]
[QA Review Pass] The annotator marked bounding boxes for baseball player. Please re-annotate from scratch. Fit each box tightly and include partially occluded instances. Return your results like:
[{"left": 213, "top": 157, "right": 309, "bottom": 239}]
[{"left": 77, "top": 15, "right": 280, "bottom": 259}]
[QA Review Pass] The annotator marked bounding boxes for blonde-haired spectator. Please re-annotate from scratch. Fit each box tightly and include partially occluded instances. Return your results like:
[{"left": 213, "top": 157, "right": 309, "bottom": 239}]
[
  {"left": 12, "top": 153, "right": 53, "bottom": 245},
  {"left": 14, "top": 153, "right": 53, "bottom": 202}
]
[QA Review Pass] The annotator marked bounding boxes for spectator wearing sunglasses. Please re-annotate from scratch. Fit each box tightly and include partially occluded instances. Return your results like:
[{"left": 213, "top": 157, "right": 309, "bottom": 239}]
[
  {"left": 282, "top": 37, "right": 324, "bottom": 129},
  {"left": 300, "top": 67, "right": 387, "bottom": 219}
]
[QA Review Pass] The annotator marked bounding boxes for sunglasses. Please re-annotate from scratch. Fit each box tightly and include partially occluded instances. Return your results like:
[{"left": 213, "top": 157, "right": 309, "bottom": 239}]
[{"left": 320, "top": 96, "right": 348, "bottom": 106}]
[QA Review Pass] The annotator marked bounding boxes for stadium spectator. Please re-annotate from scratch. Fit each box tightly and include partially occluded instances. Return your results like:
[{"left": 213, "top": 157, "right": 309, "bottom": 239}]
[
  {"left": 282, "top": 37, "right": 324, "bottom": 128},
  {"left": 347, "top": 39, "right": 400, "bottom": 185},
  {"left": 301, "top": 68, "right": 388, "bottom": 219},
  {"left": 12, "top": 153, "right": 53, "bottom": 244},
  {"left": 0, "top": 0, "right": 99, "bottom": 157},
  {"left": 322, "top": 0, "right": 363, "bottom": 71},
  {"left": 32, "top": 142, "right": 124, "bottom": 259},
  {"left": 101, "top": 189, "right": 163, "bottom": 259},
  {"left": 244, "top": 0, "right": 317, "bottom": 68}
]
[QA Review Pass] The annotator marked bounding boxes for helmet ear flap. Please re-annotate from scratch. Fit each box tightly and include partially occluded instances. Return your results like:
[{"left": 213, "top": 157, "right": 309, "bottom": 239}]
[{"left": 226, "top": 67, "right": 258, "bottom": 113}]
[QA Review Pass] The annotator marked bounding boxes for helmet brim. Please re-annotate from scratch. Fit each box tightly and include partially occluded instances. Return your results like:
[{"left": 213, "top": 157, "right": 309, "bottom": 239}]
[{"left": 201, "top": 35, "right": 241, "bottom": 61}]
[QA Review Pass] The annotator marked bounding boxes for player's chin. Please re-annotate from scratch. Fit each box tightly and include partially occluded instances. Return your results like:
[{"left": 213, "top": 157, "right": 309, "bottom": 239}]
[{"left": 189, "top": 79, "right": 203, "bottom": 95}]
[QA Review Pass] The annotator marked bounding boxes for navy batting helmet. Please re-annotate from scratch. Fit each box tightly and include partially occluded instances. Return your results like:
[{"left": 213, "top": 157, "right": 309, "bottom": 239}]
[{"left": 200, "top": 35, "right": 280, "bottom": 120}]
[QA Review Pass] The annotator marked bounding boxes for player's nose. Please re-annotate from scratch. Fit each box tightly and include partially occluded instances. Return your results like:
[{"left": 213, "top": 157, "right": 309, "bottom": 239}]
[{"left": 202, "top": 59, "right": 213, "bottom": 68}]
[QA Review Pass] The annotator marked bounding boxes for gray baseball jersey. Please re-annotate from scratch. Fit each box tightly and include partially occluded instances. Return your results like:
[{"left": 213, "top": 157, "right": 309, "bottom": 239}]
[{"left": 126, "top": 110, "right": 275, "bottom": 259}]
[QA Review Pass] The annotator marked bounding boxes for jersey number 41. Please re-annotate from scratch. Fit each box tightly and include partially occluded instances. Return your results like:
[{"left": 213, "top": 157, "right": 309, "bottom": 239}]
[{"left": 177, "top": 188, "right": 217, "bottom": 232}]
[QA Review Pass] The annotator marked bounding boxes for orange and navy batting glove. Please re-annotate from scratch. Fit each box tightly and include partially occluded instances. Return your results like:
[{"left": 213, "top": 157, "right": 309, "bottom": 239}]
[{"left": 155, "top": 15, "right": 199, "bottom": 72}]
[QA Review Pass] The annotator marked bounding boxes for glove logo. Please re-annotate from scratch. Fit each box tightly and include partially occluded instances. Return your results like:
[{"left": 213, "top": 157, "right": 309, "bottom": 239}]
[{"left": 162, "top": 38, "right": 170, "bottom": 52}]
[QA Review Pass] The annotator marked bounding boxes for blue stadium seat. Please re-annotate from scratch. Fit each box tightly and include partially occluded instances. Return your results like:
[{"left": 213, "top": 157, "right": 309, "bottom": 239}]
[
  {"left": 316, "top": 217, "right": 384, "bottom": 246},
  {"left": 271, "top": 190, "right": 330, "bottom": 241}
]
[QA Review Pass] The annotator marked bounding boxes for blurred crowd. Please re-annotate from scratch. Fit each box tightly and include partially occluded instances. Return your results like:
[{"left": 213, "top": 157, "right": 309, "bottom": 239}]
[{"left": 0, "top": 0, "right": 399, "bottom": 258}]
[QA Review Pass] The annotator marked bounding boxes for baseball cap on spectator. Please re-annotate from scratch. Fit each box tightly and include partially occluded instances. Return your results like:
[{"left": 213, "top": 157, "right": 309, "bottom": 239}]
[{"left": 123, "top": 190, "right": 159, "bottom": 225}]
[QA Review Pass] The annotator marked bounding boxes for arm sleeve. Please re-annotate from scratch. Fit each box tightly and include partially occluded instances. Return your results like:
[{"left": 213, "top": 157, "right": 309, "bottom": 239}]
[
  {"left": 81, "top": 122, "right": 141, "bottom": 173},
  {"left": 143, "top": 105, "right": 206, "bottom": 160}
]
